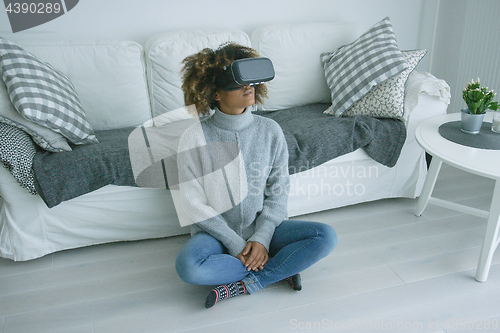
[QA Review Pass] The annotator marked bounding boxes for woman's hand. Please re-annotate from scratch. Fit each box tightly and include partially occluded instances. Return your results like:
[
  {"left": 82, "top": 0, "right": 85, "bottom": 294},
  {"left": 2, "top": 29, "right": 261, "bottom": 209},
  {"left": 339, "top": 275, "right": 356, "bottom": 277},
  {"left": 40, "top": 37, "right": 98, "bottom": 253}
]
[{"left": 237, "top": 241, "right": 269, "bottom": 271}]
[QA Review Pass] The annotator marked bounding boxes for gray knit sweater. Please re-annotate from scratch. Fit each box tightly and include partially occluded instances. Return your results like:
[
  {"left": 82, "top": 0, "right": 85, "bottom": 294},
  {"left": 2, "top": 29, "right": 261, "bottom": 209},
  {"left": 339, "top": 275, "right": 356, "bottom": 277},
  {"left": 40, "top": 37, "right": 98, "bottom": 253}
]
[{"left": 177, "top": 107, "right": 289, "bottom": 256}]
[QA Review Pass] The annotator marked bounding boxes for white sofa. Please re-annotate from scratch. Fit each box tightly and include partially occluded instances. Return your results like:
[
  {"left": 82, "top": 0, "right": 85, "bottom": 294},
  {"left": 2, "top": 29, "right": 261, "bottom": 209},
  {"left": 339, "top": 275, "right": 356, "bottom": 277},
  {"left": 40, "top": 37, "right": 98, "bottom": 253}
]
[{"left": 0, "top": 21, "right": 450, "bottom": 261}]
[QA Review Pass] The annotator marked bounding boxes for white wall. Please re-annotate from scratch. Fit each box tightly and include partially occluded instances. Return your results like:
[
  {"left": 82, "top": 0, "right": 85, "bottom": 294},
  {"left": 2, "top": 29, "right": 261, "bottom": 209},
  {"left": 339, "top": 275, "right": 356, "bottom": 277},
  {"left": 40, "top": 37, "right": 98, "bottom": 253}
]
[
  {"left": 1, "top": 0, "right": 438, "bottom": 69},
  {"left": 431, "top": 0, "right": 500, "bottom": 113}
]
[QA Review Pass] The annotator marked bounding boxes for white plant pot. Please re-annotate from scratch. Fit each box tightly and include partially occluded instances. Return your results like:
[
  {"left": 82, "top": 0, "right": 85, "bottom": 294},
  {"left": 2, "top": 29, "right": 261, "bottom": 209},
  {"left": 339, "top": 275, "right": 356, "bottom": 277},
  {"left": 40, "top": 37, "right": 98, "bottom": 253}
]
[{"left": 461, "top": 108, "right": 485, "bottom": 134}]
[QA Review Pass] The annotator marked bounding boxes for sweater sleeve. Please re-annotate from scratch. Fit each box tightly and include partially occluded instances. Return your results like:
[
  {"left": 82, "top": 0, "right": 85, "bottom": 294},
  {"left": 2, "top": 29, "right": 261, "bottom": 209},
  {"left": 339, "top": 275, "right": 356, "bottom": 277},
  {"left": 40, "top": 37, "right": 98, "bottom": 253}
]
[
  {"left": 248, "top": 128, "right": 289, "bottom": 251},
  {"left": 177, "top": 129, "right": 247, "bottom": 257}
]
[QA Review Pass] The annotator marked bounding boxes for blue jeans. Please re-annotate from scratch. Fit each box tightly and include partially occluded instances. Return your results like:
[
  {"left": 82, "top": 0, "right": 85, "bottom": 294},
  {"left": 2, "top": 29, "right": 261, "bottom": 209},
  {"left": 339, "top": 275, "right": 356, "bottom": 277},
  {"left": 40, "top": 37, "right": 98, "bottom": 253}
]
[{"left": 175, "top": 220, "right": 337, "bottom": 294}]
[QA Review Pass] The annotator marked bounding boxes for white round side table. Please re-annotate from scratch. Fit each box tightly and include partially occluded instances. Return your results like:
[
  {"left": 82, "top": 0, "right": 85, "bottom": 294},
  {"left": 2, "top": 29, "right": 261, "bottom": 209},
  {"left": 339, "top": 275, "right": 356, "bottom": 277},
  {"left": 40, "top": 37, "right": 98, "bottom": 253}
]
[{"left": 414, "top": 112, "right": 500, "bottom": 282}]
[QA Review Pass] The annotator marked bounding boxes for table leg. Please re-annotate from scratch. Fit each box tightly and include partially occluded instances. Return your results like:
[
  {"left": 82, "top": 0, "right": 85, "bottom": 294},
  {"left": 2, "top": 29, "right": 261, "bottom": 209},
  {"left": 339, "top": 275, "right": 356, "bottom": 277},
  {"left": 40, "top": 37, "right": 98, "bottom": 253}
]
[
  {"left": 475, "top": 179, "right": 500, "bottom": 282},
  {"left": 415, "top": 156, "right": 443, "bottom": 217}
]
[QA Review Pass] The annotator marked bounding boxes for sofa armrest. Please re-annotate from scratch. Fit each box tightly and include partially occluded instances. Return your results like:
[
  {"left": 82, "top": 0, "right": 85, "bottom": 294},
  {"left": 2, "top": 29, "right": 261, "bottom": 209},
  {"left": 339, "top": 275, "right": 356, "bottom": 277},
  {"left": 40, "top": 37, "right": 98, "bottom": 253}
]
[{"left": 403, "top": 71, "right": 450, "bottom": 141}]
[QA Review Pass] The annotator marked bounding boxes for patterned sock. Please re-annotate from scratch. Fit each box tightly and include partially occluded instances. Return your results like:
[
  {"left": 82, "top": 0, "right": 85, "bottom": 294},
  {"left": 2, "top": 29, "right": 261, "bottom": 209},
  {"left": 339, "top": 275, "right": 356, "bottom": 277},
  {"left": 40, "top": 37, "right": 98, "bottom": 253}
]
[
  {"left": 205, "top": 280, "right": 247, "bottom": 308},
  {"left": 287, "top": 273, "right": 302, "bottom": 291}
]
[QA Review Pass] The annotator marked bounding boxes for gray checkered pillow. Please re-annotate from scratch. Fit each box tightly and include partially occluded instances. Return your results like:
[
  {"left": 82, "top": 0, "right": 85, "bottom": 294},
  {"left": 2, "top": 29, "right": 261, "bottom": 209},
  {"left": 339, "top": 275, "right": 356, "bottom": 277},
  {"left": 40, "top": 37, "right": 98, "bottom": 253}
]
[
  {"left": 0, "top": 38, "right": 98, "bottom": 145},
  {"left": 0, "top": 122, "right": 37, "bottom": 194},
  {"left": 339, "top": 49, "right": 427, "bottom": 118},
  {"left": 321, "top": 17, "right": 408, "bottom": 117},
  {"left": 1, "top": 80, "right": 72, "bottom": 152}
]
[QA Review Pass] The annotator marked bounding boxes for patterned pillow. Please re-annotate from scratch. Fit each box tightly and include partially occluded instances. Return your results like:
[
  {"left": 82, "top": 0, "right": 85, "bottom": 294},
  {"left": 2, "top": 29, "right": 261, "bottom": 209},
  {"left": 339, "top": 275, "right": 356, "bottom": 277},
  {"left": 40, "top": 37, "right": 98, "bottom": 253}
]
[
  {"left": 338, "top": 49, "right": 427, "bottom": 119},
  {"left": 321, "top": 17, "right": 408, "bottom": 117},
  {"left": 0, "top": 38, "right": 98, "bottom": 145},
  {"left": 0, "top": 80, "right": 72, "bottom": 152},
  {"left": 0, "top": 122, "right": 37, "bottom": 194}
]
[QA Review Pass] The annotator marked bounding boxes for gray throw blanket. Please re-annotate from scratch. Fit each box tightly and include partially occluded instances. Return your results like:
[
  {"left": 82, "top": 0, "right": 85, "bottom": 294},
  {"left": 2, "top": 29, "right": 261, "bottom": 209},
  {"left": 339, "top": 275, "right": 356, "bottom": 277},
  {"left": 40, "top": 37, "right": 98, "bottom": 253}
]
[
  {"left": 33, "top": 127, "right": 137, "bottom": 207},
  {"left": 33, "top": 103, "right": 406, "bottom": 208},
  {"left": 255, "top": 103, "right": 406, "bottom": 174}
]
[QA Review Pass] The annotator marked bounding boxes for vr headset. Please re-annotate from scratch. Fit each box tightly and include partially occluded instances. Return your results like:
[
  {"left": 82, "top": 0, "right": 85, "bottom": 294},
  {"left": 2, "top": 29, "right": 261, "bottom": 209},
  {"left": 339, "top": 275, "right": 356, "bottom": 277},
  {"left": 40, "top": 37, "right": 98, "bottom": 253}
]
[{"left": 218, "top": 57, "right": 275, "bottom": 91}]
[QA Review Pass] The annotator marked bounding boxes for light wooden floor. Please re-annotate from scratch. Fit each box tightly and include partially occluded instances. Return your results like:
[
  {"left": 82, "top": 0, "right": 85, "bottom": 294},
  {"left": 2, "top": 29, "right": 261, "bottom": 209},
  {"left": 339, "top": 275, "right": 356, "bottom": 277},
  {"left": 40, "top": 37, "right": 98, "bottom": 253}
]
[{"left": 1, "top": 163, "right": 499, "bottom": 333}]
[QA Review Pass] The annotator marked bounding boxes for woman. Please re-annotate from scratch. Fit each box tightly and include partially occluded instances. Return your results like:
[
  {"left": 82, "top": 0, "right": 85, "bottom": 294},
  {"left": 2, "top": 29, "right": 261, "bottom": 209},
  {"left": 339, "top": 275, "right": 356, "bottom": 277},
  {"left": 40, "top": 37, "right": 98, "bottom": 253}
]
[{"left": 175, "top": 42, "right": 337, "bottom": 308}]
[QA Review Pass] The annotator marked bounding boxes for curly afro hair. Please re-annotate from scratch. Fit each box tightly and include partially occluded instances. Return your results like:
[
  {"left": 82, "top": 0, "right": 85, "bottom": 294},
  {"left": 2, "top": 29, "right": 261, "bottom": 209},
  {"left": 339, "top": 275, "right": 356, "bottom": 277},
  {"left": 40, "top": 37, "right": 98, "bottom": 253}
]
[{"left": 181, "top": 42, "right": 268, "bottom": 116}]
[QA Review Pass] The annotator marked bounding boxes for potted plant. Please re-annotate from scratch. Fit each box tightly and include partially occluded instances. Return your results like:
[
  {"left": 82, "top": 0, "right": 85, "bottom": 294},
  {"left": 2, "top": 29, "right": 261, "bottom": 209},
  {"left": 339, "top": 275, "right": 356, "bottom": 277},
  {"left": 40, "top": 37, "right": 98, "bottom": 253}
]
[{"left": 461, "top": 78, "right": 499, "bottom": 134}]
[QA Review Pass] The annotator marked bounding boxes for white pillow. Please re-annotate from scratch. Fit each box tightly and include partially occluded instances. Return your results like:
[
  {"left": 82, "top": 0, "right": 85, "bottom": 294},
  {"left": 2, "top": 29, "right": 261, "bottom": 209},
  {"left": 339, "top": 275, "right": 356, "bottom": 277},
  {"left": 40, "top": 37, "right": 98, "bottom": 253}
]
[
  {"left": 251, "top": 22, "right": 363, "bottom": 110},
  {"left": 142, "top": 105, "right": 198, "bottom": 127},
  {"left": 20, "top": 40, "right": 152, "bottom": 131},
  {"left": 145, "top": 30, "right": 251, "bottom": 119}
]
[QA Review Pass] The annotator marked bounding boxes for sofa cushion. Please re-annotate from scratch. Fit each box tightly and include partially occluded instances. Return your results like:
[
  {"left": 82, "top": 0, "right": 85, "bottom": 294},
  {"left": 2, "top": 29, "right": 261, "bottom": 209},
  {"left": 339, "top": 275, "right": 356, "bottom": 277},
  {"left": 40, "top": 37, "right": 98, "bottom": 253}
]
[
  {"left": 251, "top": 22, "right": 363, "bottom": 110},
  {"left": 19, "top": 40, "right": 151, "bottom": 131},
  {"left": 145, "top": 30, "right": 251, "bottom": 121},
  {"left": 321, "top": 17, "right": 408, "bottom": 117},
  {"left": 0, "top": 122, "right": 37, "bottom": 194},
  {"left": 340, "top": 49, "right": 427, "bottom": 119},
  {"left": 0, "top": 38, "right": 98, "bottom": 145},
  {"left": 0, "top": 80, "right": 71, "bottom": 152}
]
